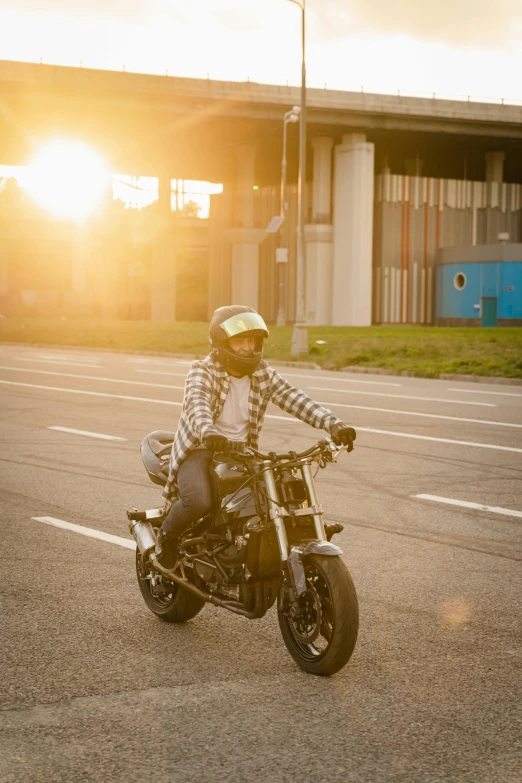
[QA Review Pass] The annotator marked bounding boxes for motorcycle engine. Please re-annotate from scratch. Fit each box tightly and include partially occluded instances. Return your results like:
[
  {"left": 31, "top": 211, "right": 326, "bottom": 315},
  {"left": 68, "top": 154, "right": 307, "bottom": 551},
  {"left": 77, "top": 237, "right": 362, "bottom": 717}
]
[
  {"left": 193, "top": 543, "right": 218, "bottom": 583},
  {"left": 217, "top": 536, "right": 248, "bottom": 568},
  {"left": 193, "top": 529, "right": 248, "bottom": 584}
]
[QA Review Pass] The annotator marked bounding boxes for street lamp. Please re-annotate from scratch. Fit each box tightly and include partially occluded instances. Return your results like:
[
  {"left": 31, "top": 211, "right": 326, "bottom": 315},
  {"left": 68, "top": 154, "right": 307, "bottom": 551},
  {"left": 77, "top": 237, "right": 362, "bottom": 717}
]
[
  {"left": 287, "top": 0, "right": 308, "bottom": 356},
  {"left": 276, "top": 105, "right": 300, "bottom": 327}
]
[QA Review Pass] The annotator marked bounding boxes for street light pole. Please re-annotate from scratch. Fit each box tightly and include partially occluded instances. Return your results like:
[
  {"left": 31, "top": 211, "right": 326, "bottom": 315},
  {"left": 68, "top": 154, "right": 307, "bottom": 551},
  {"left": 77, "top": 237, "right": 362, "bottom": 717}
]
[
  {"left": 276, "top": 106, "right": 300, "bottom": 327},
  {"left": 288, "top": 0, "right": 308, "bottom": 355}
]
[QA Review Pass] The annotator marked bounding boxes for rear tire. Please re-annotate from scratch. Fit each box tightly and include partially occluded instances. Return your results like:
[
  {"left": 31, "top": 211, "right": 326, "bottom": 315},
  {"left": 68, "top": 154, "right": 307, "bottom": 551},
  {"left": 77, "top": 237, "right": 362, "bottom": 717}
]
[
  {"left": 135, "top": 551, "right": 206, "bottom": 623},
  {"left": 278, "top": 554, "right": 358, "bottom": 676}
]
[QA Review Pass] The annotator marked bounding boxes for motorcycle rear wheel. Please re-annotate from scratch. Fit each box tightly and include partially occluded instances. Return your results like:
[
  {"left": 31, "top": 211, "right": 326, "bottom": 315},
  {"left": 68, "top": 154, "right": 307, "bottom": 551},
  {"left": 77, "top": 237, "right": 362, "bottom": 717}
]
[
  {"left": 278, "top": 554, "right": 359, "bottom": 676},
  {"left": 135, "top": 551, "right": 206, "bottom": 623}
]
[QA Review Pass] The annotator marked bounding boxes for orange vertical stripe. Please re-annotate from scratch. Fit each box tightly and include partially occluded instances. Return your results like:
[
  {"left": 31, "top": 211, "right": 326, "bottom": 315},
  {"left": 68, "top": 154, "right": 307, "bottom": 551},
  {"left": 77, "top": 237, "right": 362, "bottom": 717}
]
[
  {"left": 400, "top": 176, "right": 405, "bottom": 322},
  {"left": 436, "top": 178, "right": 442, "bottom": 249},
  {"left": 405, "top": 178, "right": 411, "bottom": 323},
  {"left": 424, "top": 178, "right": 430, "bottom": 324}
]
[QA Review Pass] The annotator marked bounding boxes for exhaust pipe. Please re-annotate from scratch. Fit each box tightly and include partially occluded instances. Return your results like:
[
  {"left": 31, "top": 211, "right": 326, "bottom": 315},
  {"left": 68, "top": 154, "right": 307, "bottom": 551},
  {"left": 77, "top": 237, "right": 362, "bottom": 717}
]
[
  {"left": 150, "top": 554, "right": 259, "bottom": 619},
  {"left": 127, "top": 509, "right": 157, "bottom": 555},
  {"left": 127, "top": 508, "right": 265, "bottom": 620}
]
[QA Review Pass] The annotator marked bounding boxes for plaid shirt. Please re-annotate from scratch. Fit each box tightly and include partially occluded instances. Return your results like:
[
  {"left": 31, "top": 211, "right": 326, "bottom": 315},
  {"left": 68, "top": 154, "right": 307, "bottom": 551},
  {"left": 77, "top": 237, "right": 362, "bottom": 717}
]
[{"left": 163, "top": 354, "right": 343, "bottom": 498}]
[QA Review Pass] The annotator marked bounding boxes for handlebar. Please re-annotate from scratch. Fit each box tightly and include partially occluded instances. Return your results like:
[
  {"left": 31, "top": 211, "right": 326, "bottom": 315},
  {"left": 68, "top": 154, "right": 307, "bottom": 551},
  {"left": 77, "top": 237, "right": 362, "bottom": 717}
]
[{"left": 226, "top": 437, "right": 345, "bottom": 463}]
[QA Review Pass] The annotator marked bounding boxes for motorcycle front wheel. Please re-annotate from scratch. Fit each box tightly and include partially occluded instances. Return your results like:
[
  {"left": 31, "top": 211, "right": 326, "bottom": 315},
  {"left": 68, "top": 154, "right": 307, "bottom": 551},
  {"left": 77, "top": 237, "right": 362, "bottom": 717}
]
[
  {"left": 278, "top": 554, "right": 359, "bottom": 676},
  {"left": 135, "top": 551, "right": 206, "bottom": 623}
]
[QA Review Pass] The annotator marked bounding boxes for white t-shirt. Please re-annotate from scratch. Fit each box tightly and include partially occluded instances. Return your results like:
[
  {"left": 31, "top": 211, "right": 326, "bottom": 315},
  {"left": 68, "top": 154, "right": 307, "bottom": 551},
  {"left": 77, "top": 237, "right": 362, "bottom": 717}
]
[{"left": 215, "top": 375, "right": 251, "bottom": 442}]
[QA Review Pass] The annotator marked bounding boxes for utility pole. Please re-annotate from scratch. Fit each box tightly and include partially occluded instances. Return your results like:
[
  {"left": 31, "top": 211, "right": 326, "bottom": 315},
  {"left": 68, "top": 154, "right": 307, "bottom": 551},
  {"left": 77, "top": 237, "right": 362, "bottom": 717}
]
[
  {"left": 288, "top": 0, "right": 308, "bottom": 355},
  {"left": 276, "top": 106, "right": 300, "bottom": 327}
]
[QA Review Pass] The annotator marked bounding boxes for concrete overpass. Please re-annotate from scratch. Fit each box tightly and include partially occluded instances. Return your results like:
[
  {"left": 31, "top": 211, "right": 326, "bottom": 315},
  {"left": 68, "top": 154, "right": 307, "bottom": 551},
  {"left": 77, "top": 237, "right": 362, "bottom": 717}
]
[
  {"left": 1, "top": 60, "right": 521, "bottom": 327},
  {"left": 1, "top": 59, "right": 522, "bottom": 183}
]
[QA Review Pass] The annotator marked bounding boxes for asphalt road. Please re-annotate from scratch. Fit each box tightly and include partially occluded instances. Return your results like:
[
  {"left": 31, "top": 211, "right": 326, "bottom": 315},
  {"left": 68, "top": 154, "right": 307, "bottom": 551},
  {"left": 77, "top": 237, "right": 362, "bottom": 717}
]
[{"left": 1, "top": 344, "right": 521, "bottom": 783}]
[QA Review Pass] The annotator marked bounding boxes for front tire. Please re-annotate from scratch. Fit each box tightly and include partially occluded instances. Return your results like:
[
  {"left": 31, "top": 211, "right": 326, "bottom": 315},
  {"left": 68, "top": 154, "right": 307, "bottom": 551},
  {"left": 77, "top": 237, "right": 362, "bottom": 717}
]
[
  {"left": 135, "top": 551, "right": 206, "bottom": 623},
  {"left": 278, "top": 554, "right": 359, "bottom": 676}
]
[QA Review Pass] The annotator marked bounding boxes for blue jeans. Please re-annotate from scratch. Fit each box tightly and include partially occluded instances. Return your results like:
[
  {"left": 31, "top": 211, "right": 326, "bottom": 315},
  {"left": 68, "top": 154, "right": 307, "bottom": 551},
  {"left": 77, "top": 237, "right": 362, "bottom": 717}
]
[{"left": 161, "top": 449, "right": 214, "bottom": 538}]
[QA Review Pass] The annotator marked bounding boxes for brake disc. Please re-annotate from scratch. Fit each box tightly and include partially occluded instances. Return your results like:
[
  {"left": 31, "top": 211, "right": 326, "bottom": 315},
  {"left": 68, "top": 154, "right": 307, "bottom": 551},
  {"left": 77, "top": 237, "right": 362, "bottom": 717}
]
[{"left": 288, "top": 582, "right": 322, "bottom": 644}]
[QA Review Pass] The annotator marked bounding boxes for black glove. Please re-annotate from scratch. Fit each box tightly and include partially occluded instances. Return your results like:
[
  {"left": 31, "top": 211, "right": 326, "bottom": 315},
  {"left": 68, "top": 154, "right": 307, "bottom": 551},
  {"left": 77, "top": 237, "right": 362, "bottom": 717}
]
[
  {"left": 203, "top": 433, "right": 232, "bottom": 452},
  {"left": 331, "top": 423, "right": 356, "bottom": 452}
]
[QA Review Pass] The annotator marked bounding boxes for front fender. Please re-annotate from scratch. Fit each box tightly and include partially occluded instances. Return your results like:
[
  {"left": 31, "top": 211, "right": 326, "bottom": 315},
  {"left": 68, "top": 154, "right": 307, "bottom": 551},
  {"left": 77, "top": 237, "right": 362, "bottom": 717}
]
[
  {"left": 300, "top": 540, "right": 343, "bottom": 557},
  {"left": 288, "top": 540, "right": 343, "bottom": 596}
]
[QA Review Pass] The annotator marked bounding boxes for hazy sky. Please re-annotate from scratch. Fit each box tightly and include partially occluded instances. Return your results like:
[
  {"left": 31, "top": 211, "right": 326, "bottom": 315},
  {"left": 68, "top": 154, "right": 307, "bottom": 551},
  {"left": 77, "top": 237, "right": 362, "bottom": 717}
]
[{"left": 1, "top": 0, "right": 522, "bottom": 100}]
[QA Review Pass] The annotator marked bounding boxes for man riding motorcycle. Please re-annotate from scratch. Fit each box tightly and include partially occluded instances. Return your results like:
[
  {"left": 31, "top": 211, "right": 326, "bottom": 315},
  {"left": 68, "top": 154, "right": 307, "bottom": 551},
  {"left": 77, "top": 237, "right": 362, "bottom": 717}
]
[{"left": 156, "top": 305, "right": 356, "bottom": 565}]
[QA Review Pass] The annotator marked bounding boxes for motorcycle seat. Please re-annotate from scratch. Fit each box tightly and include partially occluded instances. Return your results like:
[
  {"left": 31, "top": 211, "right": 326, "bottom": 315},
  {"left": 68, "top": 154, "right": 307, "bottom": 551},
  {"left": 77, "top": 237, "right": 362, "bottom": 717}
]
[{"left": 146, "top": 430, "right": 176, "bottom": 458}]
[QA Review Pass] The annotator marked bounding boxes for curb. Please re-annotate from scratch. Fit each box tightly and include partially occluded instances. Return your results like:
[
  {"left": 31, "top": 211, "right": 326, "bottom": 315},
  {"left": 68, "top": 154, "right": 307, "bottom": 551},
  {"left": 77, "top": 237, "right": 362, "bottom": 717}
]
[
  {"left": 267, "top": 360, "right": 321, "bottom": 370},
  {"left": 438, "top": 373, "right": 522, "bottom": 386},
  {"left": 338, "top": 364, "right": 522, "bottom": 386},
  {"left": 0, "top": 341, "right": 520, "bottom": 385}
]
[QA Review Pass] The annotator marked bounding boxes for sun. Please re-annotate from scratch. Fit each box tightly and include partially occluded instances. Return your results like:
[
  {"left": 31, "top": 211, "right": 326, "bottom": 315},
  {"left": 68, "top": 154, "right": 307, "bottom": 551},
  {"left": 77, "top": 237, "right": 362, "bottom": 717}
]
[{"left": 27, "top": 140, "right": 110, "bottom": 220}]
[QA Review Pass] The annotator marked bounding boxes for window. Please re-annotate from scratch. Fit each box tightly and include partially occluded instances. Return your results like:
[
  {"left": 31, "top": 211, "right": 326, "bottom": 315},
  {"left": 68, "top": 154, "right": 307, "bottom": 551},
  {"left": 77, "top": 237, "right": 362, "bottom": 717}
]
[{"left": 454, "top": 272, "right": 467, "bottom": 291}]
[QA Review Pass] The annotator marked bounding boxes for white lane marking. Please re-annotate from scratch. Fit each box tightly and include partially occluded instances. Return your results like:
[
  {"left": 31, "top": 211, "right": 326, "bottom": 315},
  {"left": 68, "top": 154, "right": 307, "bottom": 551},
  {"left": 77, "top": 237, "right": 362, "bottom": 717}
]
[
  {"left": 15, "top": 352, "right": 96, "bottom": 360},
  {"left": 20, "top": 351, "right": 101, "bottom": 360},
  {"left": 0, "top": 380, "right": 184, "bottom": 406},
  {"left": 308, "top": 386, "right": 496, "bottom": 407},
  {"left": 0, "top": 366, "right": 184, "bottom": 390},
  {"left": 126, "top": 357, "right": 193, "bottom": 366},
  {"left": 136, "top": 366, "right": 402, "bottom": 387},
  {"left": 413, "top": 494, "right": 522, "bottom": 519},
  {"left": 16, "top": 357, "right": 102, "bottom": 368},
  {"left": 314, "top": 400, "right": 522, "bottom": 429},
  {"left": 48, "top": 426, "right": 127, "bottom": 441},
  {"left": 3, "top": 380, "right": 521, "bottom": 455},
  {"left": 275, "top": 372, "right": 401, "bottom": 387},
  {"left": 29, "top": 352, "right": 101, "bottom": 361},
  {"left": 0, "top": 378, "right": 292, "bottom": 422},
  {"left": 355, "top": 426, "right": 522, "bottom": 455},
  {"left": 135, "top": 370, "right": 191, "bottom": 378},
  {"left": 447, "top": 388, "right": 522, "bottom": 398},
  {"left": 32, "top": 516, "right": 136, "bottom": 549}
]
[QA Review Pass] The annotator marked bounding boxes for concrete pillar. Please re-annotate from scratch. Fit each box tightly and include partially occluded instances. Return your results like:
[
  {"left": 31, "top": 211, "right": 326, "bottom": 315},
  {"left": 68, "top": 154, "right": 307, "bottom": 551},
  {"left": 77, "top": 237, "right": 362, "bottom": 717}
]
[
  {"left": 72, "top": 227, "right": 88, "bottom": 293},
  {"left": 227, "top": 227, "right": 265, "bottom": 309},
  {"left": 150, "top": 173, "right": 177, "bottom": 321},
  {"left": 98, "top": 239, "right": 121, "bottom": 319},
  {"left": 485, "top": 151, "right": 505, "bottom": 183},
  {"left": 332, "top": 133, "right": 375, "bottom": 326},
  {"left": 0, "top": 240, "right": 8, "bottom": 299},
  {"left": 150, "top": 231, "right": 177, "bottom": 321},
  {"left": 304, "top": 137, "right": 334, "bottom": 324},
  {"left": 228, "top": 146, "right": 261, "bottom": 307},
  {"left": 157, "top": 173, "right": 172, "bottom": 214},
  {"left": 305, "top": 225, "right": 333, "bottom": 325},
  {"left": 312, "top": 137, "right": 333, "bottom": 222},
  {"left": 231, "top": 242, "right": 259, "bottom": 308},
  {"left": 235, "top": 145, "right": 256, "bottom": 228},
  {"left": 65, "top": 226, "right": 92, "bottom": 316}
]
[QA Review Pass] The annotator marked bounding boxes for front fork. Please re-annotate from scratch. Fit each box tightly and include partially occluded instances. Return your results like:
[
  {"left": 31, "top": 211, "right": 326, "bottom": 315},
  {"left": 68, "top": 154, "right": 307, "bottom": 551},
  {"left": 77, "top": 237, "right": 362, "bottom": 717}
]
[
  {"left": 263, "top": 461, "right": 327, "bottom": 604},
  {"left": 300, "top": 462, "right": 327, "bottom": 541}
]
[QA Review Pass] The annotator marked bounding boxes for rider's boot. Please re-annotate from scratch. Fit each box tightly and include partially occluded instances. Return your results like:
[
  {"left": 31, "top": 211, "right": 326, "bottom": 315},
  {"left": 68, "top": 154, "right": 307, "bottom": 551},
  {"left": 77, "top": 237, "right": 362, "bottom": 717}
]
[
  {"left": 154, "top": 527, "right": 179, "bottom": 570},
  {"left": 325, "top": 522, "right": 344, "bottom": 541}
]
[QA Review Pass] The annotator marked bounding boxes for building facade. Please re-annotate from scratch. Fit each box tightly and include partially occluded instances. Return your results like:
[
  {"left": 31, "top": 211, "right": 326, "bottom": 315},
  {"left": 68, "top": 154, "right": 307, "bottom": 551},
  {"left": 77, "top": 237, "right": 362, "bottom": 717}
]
[{"left": 435, "top": 245, "right": 522, "bottom": 326}]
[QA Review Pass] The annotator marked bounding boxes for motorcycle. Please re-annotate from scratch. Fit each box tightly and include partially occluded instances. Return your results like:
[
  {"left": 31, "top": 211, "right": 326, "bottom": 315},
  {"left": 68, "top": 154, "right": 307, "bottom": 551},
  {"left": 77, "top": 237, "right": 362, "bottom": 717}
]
[{"left": 127, "top": 433, "right": 359, "bottom": 676}]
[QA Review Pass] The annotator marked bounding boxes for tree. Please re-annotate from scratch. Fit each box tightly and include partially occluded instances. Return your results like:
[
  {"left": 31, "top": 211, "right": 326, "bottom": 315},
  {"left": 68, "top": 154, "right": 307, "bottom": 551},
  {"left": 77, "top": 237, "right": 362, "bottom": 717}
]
[
  {"left": 0, "top": 177, "right": 26, "bottom": 209},
  {"left": 180, "top": 199, "right": 201, "bottom": 218}
]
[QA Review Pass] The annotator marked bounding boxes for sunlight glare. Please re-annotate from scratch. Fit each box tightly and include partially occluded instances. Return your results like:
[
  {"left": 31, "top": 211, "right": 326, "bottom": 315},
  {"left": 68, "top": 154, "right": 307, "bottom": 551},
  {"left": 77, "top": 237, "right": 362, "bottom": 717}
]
[{"left": 27, "top": 140, "right": 110, "bottom": 220}]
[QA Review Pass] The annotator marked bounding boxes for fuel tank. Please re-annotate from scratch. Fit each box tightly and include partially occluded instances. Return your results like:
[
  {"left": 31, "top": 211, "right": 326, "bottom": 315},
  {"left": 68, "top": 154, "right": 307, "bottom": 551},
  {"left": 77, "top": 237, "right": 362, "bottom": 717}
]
[{"left": 211, "top": 457, "right": 249, "bottom": 499}]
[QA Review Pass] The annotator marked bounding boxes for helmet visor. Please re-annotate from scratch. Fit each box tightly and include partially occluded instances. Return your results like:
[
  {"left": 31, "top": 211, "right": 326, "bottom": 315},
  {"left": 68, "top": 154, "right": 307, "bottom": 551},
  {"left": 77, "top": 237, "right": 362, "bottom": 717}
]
[{"left": 218, "top": 312, "right": 269, "bottom": 339}]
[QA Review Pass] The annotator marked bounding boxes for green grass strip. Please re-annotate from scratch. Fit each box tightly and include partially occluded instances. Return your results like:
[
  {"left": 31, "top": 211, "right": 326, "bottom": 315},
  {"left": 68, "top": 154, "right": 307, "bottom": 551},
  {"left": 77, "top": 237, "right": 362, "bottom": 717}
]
[{"left": 1, "top": 318, "right": 521, "bottom": 379}]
